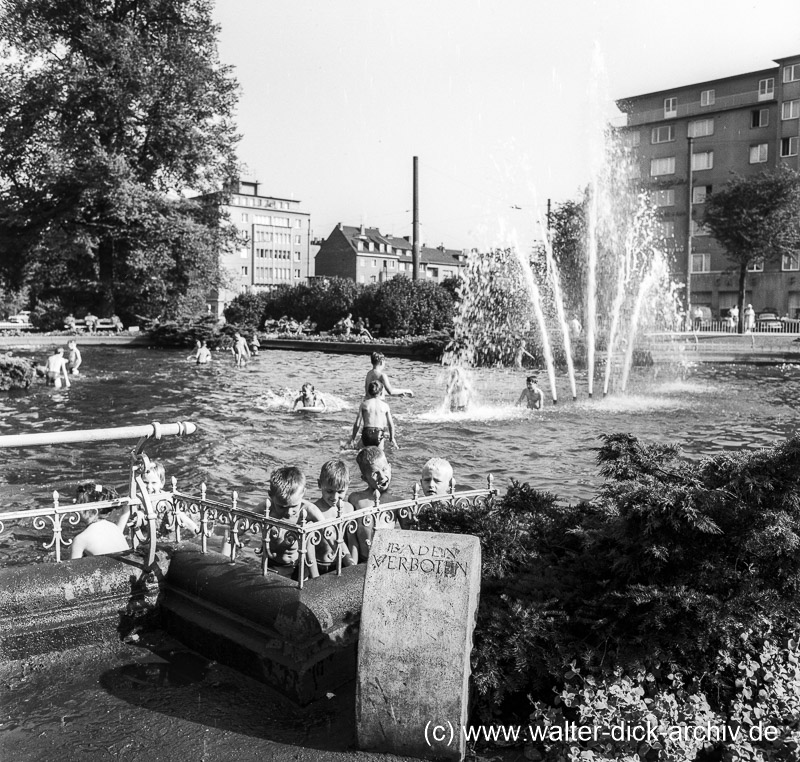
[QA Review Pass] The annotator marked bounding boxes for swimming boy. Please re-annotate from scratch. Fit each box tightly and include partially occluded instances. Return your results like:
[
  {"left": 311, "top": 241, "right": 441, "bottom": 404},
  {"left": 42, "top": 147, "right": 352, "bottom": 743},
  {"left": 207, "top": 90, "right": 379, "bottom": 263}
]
[
  {"left": 420, "top": 457, "right": 455, "bottom": 497},
  {"left": 45, "top": 348, "right": 71, "bottom": 388},
  {"left": 293, "top": 383, "right": 326, "bottom": 411},
  {"left": 364, "top": 352, "right": 414, "bottom": 398},
  {"left": 263, "top": 466, "right": 322, "bottom": 580},
  {"left": 232, "top": 332, "right": 251, "bottom": 367},
  {"left": 516, "top": 375, "right": 544, "bottom": 410},
  {"left": 67, "top": 340, "right": 82, "bottom": 375},
  {"left": 347, "top": 447, "right": 397, "bottom": 563},
  {"left": 350, "top": 380, "right": 396, "bottom": 450},
  {"left": 310, "top": 460, "right": 355, "bottom": 574},
  {"left": 70, "top": 483, "right": 130, "bottom": 559}
]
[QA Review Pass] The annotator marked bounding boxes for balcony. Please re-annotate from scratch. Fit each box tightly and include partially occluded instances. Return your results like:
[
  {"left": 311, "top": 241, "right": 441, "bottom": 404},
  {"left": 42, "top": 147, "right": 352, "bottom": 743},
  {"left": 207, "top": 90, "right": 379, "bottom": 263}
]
[{"left": 618, "top": 89, "right": 773, "bottom": 127}]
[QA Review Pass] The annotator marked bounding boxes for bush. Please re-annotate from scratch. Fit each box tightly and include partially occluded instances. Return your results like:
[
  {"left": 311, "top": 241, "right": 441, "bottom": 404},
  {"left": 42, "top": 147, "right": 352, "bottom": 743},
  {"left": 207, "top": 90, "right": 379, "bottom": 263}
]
[
  {"left": 370, "top": 278, "right": 454, "bottom": 337},
  {"left": 0, "top": 353, "right": 35, "bottom": 390},
  {"left": 29, "top": 299, "right": 67, "bottom": 332},
  {"left": 417, "top": 434, "right": 800, "bottom": 733},
  {"left": 223, "top": 293, "right": 270, "bottom": 330},
  {"left": 146, "top": 315, "right": 222, "bottom": 348}
]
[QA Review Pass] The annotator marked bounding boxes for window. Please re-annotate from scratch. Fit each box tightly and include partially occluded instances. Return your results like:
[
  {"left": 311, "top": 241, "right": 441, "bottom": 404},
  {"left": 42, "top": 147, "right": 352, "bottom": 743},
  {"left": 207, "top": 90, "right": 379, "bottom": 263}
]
[
  {"left": 664, "top": 97, "right": 677, "bottom": 117},
  {"left": 653, "top": 189, "right": 675, "bottom": 207},
  {"left": 622, "top": 130, "right": 640, "bottom": 148},
  {"left": 294, "top": 269, "right": 301, "bottom": 278},
  {"left": 749, "top": 143, "right": 768, "bottom": 163},
  {"left": 782, "top": 99, "right": 800, "bottom": 120},
  {"left": 359, "top": 274, "right": 365, "bottom": 283},
  {"left": 688, "top": 119, "right": 714, "bottom": 138},
  {"left": 657, "top": 221, "right": 675, "bottom": 238},
  {"left": 371, "top": 259, "right": 377, "bottom": 267},
  {"left": 692, "top": 151, "right": 714, "bottom": 171},
  {"left": 240, "top": 213, "right": 249, "bottom": 222},
  {"left": 370, "top": 275, "right": 377, "bottom": 283},
  {"left": 782, "top": 253, "right": 800, "bottom": 271},
  {"left": 294, "top": 252, "right": 301, "bottom": 261},
  {"left": 690, "top": 220, "right": 708, "bottom": 236},
  {"left": 389, "top": 260, "right": 396, "bottom": 268},
  {"left": 747, "top": 261, "right": 763, "bottom": 272},
  {"left": 759, "top": 78, "right": 774, "bottom": 100},
  {"left": 651, "top": 125, "right": 675, "bottom": 143},
  {"left": 241, "top": 266, "right": 248, "bottom": 276},
  {"left": 295, "top": 235, "right": 302, "bottom": 244},
  {"left": 781, "top": 137, "right": 799, "bottom": 157},
  {"left": 650, "top": 156, "right": 676, "bottom": 176},
  {"left": 700, "top": 89, "right": 715, "bottom": 106},
  {"left": 691, "top": 253, "right": 710, "bottom": 273},
  {"left": 784, "top": 64, "right": 800, "bottom": 83},
  {"left": 751, "top": 109, "right": 769, "bottom": 128},
  {"left": 692, "top": 185, "right": 711, "bottom": 204}
]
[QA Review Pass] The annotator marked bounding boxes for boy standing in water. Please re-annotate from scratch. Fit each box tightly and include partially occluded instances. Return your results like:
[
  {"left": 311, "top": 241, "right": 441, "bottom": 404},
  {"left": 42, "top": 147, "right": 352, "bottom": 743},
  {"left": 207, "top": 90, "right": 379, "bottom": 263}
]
[
  {"left": 516, "top": 375, "right": 544, "bottom": 410},
  {"left": 350, "top": 380, "right": 397, "bottom": 450},
  {"left": 232, "top": 332, "right": 251, "bottom": 367},
  {"left": 364, "top": 352, "right": 414, "bottom": 397},
  {"left": 45, "top": 348, "right": 71, "bottom": 388},
  {"left": 67, "top": 340, "right": 82, "bottom": 375}
]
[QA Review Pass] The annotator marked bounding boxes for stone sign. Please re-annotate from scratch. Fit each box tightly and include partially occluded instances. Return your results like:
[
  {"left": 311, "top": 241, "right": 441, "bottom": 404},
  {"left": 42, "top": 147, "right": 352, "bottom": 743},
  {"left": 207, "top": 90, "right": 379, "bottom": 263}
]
[{"left": 356, "top": 529, "right": 481, "bottom": 761}]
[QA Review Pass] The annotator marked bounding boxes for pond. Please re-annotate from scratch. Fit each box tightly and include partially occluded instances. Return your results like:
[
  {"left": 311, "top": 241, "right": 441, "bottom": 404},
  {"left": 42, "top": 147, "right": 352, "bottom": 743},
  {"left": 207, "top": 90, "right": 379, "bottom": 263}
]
[{"left": 2, "top": 347, "right": 799, "bottom": 523}]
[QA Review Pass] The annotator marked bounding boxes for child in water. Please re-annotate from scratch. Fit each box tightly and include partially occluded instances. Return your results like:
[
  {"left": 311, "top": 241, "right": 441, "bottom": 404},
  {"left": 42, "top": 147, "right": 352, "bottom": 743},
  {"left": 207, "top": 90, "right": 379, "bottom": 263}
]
[
  {"left": 293, "top": 382, "right": 326, "bottom": 411},
  {"left": 516, "top": 375, "right": 544, "bottom": 410},
  {"left": 70, "top": 483, "right": 130, "bottom": 559}
]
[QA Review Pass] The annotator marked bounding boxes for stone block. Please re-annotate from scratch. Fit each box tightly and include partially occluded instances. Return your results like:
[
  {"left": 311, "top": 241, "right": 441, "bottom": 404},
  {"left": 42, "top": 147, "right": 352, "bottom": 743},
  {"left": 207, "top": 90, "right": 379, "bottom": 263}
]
[{"left": 356, "top": 529, "right": 481, "bottom": 761}]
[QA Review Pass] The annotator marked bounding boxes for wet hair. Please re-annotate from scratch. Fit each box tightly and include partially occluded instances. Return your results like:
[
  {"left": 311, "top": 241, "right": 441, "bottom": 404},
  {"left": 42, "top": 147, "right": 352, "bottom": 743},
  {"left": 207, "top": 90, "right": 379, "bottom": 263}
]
[
  {"left": 422, "top": 457, "right": 453, "bottom": 479},
  {"left": 356, "top": 446, "right": 387, "bottom": 474},
  {"left": 269, "top": 466, "right": 306, "bottom": 499},
  {"left": 526, "top": 375, "right": 538, "bottom": 384},
  {"left": 76, "top": 482, "right": 119, "bottom": 516},
  {"left": 367, "top": 380, "right": 384, "bottom": 398},
  {"left": 370, "top": 352, "right": 385, "bottom": 366},
  {"left": 318, "top": 459, "right": 349, "bottom": 490},
  {"left": 301, "top": 383, "right": 314, "bottom": 394}
]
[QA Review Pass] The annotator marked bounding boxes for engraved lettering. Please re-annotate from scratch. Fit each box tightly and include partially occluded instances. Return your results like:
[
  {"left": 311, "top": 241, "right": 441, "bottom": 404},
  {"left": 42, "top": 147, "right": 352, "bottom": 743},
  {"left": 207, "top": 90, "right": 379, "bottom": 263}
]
[
  {"left": 371, "top": 554, "right": 387, "bottom": 569},
  {"left": 387, "top": 555, "right": 398, "bottom": 570},
  {"left": 419, "top": 559, "right": 435, "bottom": 573}
]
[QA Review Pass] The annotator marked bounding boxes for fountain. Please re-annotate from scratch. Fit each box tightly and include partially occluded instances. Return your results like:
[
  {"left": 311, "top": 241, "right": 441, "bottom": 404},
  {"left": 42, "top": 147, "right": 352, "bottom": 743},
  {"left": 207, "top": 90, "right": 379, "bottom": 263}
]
[{"left": 442, "top": 120, "right": 679, "bottom": 404}]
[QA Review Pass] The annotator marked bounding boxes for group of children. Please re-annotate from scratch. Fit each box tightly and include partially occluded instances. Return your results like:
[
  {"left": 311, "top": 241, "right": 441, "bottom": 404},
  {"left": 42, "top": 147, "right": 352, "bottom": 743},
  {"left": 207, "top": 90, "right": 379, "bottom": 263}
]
[
  {"left": 39, "top": 340, "right": 82, "bottom": 388},
  {"left": 259, "top": 450, "right": 456, "bottom": 580}
]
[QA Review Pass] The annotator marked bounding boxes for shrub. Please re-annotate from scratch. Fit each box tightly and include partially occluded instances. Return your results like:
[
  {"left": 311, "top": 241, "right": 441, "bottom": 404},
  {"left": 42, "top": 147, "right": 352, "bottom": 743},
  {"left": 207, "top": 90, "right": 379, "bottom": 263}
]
[
  {"left": 0, "top": 353, "right": 35, "bottom": 390},
  {"left": 223, "top": 293, "right": 270, "bottom": 330},
  {"left": 370, "top": 278, "right": 454, "bottom": 337},
  {"left": 29, "top": 299, "right": 67, "bottom": 332}
]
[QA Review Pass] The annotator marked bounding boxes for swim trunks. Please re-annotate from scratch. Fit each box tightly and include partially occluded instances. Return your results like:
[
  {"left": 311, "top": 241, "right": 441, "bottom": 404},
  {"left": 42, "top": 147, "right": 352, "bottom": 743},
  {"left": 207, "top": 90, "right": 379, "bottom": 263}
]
[{"left": 361, "top": 427, "right": 385, "bottom": 447}]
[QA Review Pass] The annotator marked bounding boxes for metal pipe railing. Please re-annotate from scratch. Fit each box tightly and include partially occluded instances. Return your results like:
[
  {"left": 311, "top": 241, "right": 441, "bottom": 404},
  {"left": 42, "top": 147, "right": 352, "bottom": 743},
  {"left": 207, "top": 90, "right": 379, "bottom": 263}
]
[{"left": 0, "top": 421, "right": 196, "bottom": 448}]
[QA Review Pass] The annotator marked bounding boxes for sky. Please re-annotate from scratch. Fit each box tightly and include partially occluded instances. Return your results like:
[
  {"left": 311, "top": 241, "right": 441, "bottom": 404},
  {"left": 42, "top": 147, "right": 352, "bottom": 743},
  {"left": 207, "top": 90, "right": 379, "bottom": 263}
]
[{"left": 212, "top": 0, "right": 800, "bottom": 251}]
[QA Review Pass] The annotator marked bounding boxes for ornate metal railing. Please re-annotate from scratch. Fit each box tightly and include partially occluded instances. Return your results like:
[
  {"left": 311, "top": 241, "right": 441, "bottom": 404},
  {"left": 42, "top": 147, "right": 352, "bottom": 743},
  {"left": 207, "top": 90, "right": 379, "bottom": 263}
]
[
  {"left": 169, "top": 475, "right": 498, "bottom": 589},
  {"left": 0, "top": 421, "right": 197, "bottom": 567}
]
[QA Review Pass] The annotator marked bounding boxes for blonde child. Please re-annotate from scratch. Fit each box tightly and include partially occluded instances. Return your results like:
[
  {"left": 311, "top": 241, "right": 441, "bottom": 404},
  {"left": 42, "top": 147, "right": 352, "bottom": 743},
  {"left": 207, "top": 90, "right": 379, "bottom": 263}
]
[
  {"left": 420, "top": 457, "right": 455, "bottom": 497},
  {"left": 310, "top": 460, "right": 355, "bottom": 574},
  {"left": 293, "top": 382, "right": 326, "bottom": 411}
]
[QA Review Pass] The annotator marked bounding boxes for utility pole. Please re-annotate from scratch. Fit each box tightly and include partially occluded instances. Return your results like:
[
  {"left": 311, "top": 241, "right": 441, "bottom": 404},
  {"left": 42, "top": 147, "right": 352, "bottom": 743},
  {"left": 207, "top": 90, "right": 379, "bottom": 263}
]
[
  {"left": 685, "top": 136, "right": 694, "bottom": 322},
  {"left": 412, "top": 156, "right": 420, "bottom": 281}
]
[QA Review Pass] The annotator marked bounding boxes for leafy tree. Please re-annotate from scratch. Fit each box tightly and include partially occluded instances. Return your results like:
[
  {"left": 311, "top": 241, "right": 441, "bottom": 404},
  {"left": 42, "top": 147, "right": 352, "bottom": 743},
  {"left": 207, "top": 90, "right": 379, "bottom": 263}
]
[
  {"left": 370, "top": 277, "right": 454, "bottom": 337},
  {"left": 0, "top": 0, "right": 240, "bottom": 321},
  {"left": 703, "top": 168, "right": 800, "bottom": 331}
]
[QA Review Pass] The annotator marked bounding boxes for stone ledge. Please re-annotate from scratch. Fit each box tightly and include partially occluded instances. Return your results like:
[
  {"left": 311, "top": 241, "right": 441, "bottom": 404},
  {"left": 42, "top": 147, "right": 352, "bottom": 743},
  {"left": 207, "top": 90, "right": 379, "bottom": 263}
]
[{"left": 159, "top": 547, "right": 365, "bottom": 705}]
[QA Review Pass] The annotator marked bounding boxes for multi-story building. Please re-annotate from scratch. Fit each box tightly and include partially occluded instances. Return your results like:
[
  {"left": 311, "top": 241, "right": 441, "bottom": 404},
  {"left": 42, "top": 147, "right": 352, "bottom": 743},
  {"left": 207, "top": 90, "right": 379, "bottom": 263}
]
[
  {"left": 616, "top": 53, "right": 800, "bottom": 320},
  {"left": 314, "top": 223, "right": 466, "bottom": 284},
  {"left": 207, "top": 180, "right": 312, "bottom": 317}
]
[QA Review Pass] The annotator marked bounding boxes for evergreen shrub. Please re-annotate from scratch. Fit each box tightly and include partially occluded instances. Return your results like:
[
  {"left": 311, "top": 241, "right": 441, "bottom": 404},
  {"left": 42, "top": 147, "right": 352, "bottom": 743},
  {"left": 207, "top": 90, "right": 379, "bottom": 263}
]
[
  {"left": 0, "top": 354, "right": 35, "bottom": 390},
  {"left": 417, "top": 434, "right": 800, "bottom": 755}
]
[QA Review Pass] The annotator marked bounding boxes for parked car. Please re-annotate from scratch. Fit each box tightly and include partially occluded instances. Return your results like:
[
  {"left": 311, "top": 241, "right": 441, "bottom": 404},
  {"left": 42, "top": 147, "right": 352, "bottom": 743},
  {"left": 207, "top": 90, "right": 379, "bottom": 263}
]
[
  {"left": 755, "top": 311, "right": 783, "bottom": 332},
  {"left": 7, "top": 311, "right": 31, "bottom": 325}
]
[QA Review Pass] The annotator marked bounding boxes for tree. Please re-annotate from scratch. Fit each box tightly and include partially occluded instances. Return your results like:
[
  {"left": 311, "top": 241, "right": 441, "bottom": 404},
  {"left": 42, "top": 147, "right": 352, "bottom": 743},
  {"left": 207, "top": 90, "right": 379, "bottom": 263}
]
[
  {"left": 0, "top": 0, "right": 240, "bottom": 321},
  {"left": 703, "top": 168, "right": 800, "bottom": 332}
]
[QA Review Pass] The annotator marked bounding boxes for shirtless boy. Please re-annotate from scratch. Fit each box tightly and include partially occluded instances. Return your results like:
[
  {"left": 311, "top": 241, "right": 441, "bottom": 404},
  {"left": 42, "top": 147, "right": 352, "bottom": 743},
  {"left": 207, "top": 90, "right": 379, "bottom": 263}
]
[
  {"left": 70, "top": 483, "right": 129, "bottom": 559},
  {"left": 350, "top": 380, "right": 396, "bottom": 450},
  {"left": 232, "top": 332, "right": 251, "bottom": 367},
  {"left": 263, "top": 466, "right": 322, "bottom": 580},
  {"left": 67, "top": 340, "right": 82, "bottom": 375},
  {"left": 516, "top": 375, "right": 544, "bottom": 410},
  {"left": 364, "top": 352, "right": 414, "bottom": 398},
  {"left": 45, "top": 348, "right": 71, "bottom": 388},
  {"left": 310, "top": 460, "right": 355, "bottom": 573},
  {"left": 420, "top": 457, "right": 455, "bottom": 497},
  {"left": 293, "top": 383, "right": 326, "bottom": 411},
  {"left": 347, "top": 447, "right": 396, "bottom": 563}
]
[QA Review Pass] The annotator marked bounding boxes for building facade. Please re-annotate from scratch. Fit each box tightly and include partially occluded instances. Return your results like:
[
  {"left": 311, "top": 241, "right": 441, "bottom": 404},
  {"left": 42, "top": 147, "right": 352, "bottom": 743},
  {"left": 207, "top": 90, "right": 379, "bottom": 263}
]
[
  {"left": 616, "top": 53, "right": 800, "bottom": 320},
  {"left": 208, "top": 180, "right": 312, "bottom": 317},
  {"left": 314, "top": 224, "right": 466, "bottom": 284}
]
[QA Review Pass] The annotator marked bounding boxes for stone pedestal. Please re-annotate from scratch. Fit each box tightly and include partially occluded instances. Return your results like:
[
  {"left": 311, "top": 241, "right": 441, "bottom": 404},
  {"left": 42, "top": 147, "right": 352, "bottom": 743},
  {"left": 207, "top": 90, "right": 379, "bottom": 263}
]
[{"left": 356, "top": 529, "right": 481, "bottom": 761}]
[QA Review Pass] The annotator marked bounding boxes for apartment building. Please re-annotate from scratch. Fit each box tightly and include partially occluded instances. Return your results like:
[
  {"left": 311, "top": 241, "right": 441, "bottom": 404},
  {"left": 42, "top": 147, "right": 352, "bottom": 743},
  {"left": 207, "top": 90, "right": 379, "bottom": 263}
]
[
  {"left": 314, "top": 223, "right": 466, "bottom": 284},
  {"left": 207, "top": 180, "right": 312, "bottom": 317},
  {"left": 616, "top": 53, "right": 800, "bottom": 319}
]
